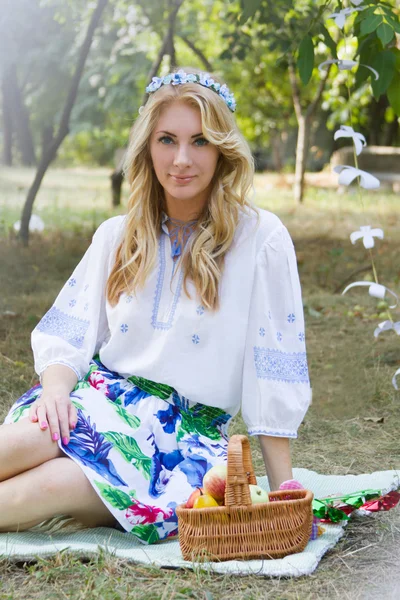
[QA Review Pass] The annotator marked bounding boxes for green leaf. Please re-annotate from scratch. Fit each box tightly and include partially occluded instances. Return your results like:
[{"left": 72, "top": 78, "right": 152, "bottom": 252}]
[
  {"left": 71, "top": 400, "right": 85, "bottom": 411},
  {"left": 390, "top": 48, "right": 400, "bottom": 70},
  {"left": 127, "top": 375, "right": 174, "bottom": 400},
  {"left": 297, "top": 35, "right": 314, "bottom": 86},
  {"left": 319, "top": 24, "right": 337, "bottom": 59},
  {"left": 103, "top": 431, "right": 152, "bottom": 479},
  {"left": 114, "top": 404, "right": 141, "bottom": 430},
  {"left": 371, "top": 50, "right": 396, "bottom": 98},
  {"left": 240, "top": 0, "right": 262, "bottom": 22},
  {"left": 131, "top": 524, "right": 160, "bottom": 544},
  {"left": 360, "top": 14, "right": 383, "bottom": 36},
  {"left": 377, "top": 22, "right": 394, "bottom": 46},
  {"left": 387, "top": 72, "right": 400, "bottom": 116},
  {"left": 94, "top": 481, "right": 134, "bottom": 510}
]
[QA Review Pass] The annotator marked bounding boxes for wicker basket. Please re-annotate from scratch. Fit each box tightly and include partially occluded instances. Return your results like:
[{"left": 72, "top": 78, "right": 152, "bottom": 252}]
[{"left": 176, "top": 434, "right": 313, "bottom": 561}]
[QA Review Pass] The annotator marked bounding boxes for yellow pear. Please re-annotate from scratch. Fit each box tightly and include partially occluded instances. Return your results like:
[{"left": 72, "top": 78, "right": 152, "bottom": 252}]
[{"left": 193, "top": 494, "right": 219, "bottom": 509}]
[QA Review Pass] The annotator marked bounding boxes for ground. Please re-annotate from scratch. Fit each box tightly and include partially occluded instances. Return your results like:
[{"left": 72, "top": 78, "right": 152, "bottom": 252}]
[{"left": 0, "top": 167, "right": 399, "bottom": 599}]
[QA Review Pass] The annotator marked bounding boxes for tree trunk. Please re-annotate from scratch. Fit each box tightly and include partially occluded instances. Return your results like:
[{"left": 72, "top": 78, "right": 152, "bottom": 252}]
[
  {"left": 19, "top": 0, "right": 109, "bottom": 245},
  {"left": 271, "top": 131, "right": 283, "bottom": 172},
  {"left": 288, "top": 56, "right": 331, "bottom": 204},
  {"left": 383, "top": 118, "right": 398, "bottom": 146},
  {"left": 111, "top": 169, "right": 124, "bottom": 207},
  {"left": 5, "top": 63, "right": 36, "bottom": 166},
  {"left": 1, "top": 73, "right": 13, "bottom": 166},
  {"left": 109, "top": 0, "right": 185, "bottom": 207},
  {"left": 293, "top": 115, "right": 310, "bottom": 204},
  {"left": 41, "top": 124, "right": 55, "bottom": 160}
]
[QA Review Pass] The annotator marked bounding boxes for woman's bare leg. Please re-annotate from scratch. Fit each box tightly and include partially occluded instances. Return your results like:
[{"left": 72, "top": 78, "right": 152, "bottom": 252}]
[
  {"left": 0, "top": 457, "right": 118, "bottom": 532},
  {"left": 0, "top": 417, "right": 64, "bottom": 482}
]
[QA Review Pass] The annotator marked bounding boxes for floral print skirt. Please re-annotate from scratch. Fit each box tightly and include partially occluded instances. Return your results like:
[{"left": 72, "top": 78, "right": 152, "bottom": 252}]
[{"left": 3, "top": 355, "right": 232, "bottom": 544}]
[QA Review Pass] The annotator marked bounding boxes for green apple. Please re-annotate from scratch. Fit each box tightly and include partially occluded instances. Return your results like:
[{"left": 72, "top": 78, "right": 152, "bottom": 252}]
[{"left": 249, "top": 484, "right": 269, "bottom": 504}]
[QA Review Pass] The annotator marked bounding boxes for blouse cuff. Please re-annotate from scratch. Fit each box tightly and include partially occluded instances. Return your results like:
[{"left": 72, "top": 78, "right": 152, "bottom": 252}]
[
  {"left": 39, "top": 360, "right": 82, "bottom": 386},
  {"left": 247, "top": 426, "right": 298, "bottom": 439}
]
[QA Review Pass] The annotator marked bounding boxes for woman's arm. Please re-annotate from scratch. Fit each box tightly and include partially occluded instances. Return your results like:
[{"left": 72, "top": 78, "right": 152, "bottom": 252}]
[
  {"left": 258, "top": 435, "right": 293, "bottom": 491},
  {"left": 41, "top": 364, "right": 78, "bottom": 393}
]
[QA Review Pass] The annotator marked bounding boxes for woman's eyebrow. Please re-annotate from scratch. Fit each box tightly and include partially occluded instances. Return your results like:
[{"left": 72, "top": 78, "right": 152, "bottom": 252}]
[{"left": 156, "top": 130, "right": 203, "bottom": 138}]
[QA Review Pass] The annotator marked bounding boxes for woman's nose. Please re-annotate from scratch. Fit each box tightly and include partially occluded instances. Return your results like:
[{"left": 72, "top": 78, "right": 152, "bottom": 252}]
[{"left": 173, "top": 145, "right": 193, "bottom": 168}]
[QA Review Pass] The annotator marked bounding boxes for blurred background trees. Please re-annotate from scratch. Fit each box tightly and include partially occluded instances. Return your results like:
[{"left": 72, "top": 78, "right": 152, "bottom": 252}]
[{"left": 0, "top": 0, "right": 399, "bottom": 240}]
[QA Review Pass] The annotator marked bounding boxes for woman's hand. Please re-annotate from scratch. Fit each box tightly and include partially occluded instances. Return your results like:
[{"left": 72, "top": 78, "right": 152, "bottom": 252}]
[{"left": 29, "top": 388, "right": 77, "bottom": 445}]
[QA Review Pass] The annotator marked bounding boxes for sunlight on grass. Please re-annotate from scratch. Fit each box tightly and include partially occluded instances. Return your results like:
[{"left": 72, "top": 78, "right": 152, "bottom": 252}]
[{"left": 0, "top": 166, "right": 398, "bottom": 239}]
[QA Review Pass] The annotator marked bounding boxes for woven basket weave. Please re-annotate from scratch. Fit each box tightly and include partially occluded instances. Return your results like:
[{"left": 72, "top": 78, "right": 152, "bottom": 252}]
[{"left": 176, "top": 434, "right": 313, "bottom": 561}]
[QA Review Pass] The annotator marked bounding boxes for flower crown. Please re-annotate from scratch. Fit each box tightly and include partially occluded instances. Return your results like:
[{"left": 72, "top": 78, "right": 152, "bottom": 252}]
[{"left": 144, "top": 69, "right": 236, "bottom": 112}]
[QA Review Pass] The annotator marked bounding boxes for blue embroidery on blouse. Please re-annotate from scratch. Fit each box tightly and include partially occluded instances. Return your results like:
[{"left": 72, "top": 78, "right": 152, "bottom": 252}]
[
  {"left": 126, "top": 295, "right": 133, "bottom": 303},
  {"left": 151, "top": 236, "right": 185, "bottom": 331},
  {"left": 84, "top": 284, "right": 89, "bottom": 292},
  {"left": 248, "top": 428, "right": 297, "bottom": 438},
  {"left": 268, "top": 310, "right": 272, "bottom": 320},
  {"left": 298, "top": 332, "right": 305, "bottom": 342},
  {"left": 36, "top": 306, "right": 90, "bottom": 350},
  {"left": 84, "top": 302, "right": 89, "bottom": 312},
  {"left": 68, "top": 278, "right": 77, "bottom": 287},
  {"left": 259, "top": 327, "right": 265, "bottom": 337},
  {"left": 120, "top": 324, "right": 129, "bottom": 333},
  {"left": 69, "top": 299, "right": 76, "bottom": 308},
  {"left": 276, "top": 332, "right": 282, "bottom": 342},
  {"left": 287, "top": 313, "right": 296, "bottom": 323},
  {"left": 192, "top": 334, "right": 200, "bottom": 344},
  {"left": 253, "top": 347, "right": 309, "bottom": 383},
  {"left": 197, "top": 305, "right": 205, "bottom": 316}
]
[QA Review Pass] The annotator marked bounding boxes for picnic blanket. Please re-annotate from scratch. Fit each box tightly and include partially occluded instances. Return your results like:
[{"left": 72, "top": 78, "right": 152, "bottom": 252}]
[{"left": 1, "top": 468, "right": 398, "bottom": 578}]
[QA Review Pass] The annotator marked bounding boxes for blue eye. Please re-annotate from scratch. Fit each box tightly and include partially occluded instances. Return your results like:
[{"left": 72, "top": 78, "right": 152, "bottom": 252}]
[{"left": 158, "top": 136, "right": 209, "bottom": 146}]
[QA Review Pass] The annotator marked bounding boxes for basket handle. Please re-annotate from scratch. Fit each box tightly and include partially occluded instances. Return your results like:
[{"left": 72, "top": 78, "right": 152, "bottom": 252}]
[{"left": 224, "top": 434, "right": 258, "bottom": 508}]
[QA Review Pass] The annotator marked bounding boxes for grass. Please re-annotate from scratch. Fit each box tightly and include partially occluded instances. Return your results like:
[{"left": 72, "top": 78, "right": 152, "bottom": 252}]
[{"left": 0, "top": 166, "right": 400, "bottom": 599}]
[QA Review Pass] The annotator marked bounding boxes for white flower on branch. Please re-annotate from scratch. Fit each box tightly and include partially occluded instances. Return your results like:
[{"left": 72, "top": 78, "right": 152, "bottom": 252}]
[
  {"left": 327, "top": 7, "right": 365, "bottom": 29},
  {"left": 318, "top": 59, "right": 379, "bottom": 80},
  {"left": 350, "top": 0, "right": 365, "bottom": 6},
  {"left": 334, "top": 125, "right": 366, "bottom": 156},
  {"left": 374, "top": 320, "right": 400, "bottom": 338},
  {"left": 392, "top": 368, "right": 400, "bottom": 390},
  {"left": 333, "top": 165, "right": 380, "bottom": 189},
  {"left": 350, "top": 225, "right": 384, "bottom": 249},
  {"left": 342, "top": 281, "right": 399, "bottom": 309}
]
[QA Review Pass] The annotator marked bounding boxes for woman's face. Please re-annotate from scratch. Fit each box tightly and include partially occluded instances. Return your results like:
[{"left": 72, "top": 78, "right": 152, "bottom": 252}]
[{"left": 149, "top": 100, "right": 220, "bottom": 217}]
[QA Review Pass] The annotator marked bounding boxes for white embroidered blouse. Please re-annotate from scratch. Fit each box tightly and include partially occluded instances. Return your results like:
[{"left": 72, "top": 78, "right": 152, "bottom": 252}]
[{"left": 31, "top": 206, "right": 311, "bottom": 438}]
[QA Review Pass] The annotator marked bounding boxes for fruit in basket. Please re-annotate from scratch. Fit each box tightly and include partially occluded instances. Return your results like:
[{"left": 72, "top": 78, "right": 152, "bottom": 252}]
[
  {"left": 202, "top": 464, "right": 227, "bottom": 502},
  {"left": 249, "top": 484, "right": 269, "bottom": 504},
  {"left": 185, "top": 487, "right": 203, "bottom": 508},
  {"left": 193, "top": 493, "right": 219, "bottom": 509}
]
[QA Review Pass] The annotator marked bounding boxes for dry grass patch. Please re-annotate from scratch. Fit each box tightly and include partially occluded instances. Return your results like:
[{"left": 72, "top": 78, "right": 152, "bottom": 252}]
[{"left": 1, "top": 168, "right": 399, "bottom": 599}]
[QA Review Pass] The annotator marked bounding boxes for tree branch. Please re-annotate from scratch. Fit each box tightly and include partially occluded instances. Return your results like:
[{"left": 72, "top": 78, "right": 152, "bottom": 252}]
[
  {"left": 287, "top": 55, "right": 302, "bottom": 122},
  {"left": 178, "top": 35, "right": 213, "bottom": 71}
]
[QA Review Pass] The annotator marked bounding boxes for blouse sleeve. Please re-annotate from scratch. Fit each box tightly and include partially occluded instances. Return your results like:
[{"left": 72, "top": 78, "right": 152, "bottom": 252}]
[
  {"left": 241, "top": 223, "right": 312, "bottom": 438},
  {"left": 31, "top": 216, "right": 123, "bottom": 383}
]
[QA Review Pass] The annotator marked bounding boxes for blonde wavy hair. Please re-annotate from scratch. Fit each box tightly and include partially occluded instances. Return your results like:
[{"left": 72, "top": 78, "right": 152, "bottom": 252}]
[{"left": 106, "top": 65, "right": 260, "bottom": 312}]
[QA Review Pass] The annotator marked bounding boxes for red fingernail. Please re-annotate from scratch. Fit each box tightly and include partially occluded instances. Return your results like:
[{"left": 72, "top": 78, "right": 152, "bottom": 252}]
[
  {"left": 63, "top": 437, "right": 69, "bottom": 445},
  {"left": 41, "top": 421, "right": 48, "bottom": 428},
  {"left": 52, "top": 433, "right": 59, "bottom": 441}
]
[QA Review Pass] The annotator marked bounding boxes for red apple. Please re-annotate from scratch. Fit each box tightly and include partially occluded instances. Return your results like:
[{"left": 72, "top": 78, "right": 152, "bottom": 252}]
[
  {"left": 203, "top": 464, "right": 227, "bottom": 502},
  {"left": 185, "top": 487, "right": 203, "bottom": 508}
]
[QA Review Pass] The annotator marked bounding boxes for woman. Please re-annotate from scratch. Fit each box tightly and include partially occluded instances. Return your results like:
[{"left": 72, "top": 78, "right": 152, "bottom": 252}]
[{"left": 1, "top": 67, "right": 311, "bottom": 543}]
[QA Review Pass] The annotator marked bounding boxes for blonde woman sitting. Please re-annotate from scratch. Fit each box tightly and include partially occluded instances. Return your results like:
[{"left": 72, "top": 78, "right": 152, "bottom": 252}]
[{"left": 1, "top": 67, "right": 311, "bottom": 542}]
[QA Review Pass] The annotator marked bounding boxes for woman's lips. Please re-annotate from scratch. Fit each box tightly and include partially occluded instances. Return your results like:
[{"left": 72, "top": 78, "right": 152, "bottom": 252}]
[{"left": 170, "top": 175, "right": 195, "bottom": 183}]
